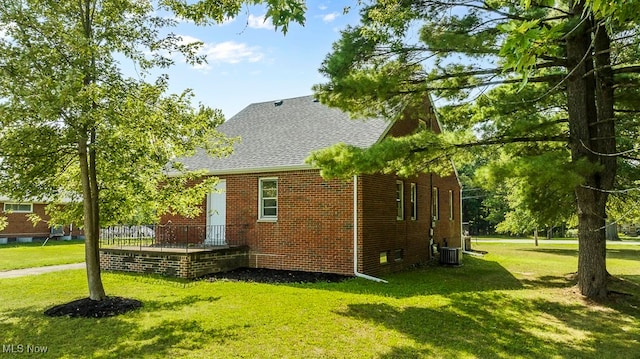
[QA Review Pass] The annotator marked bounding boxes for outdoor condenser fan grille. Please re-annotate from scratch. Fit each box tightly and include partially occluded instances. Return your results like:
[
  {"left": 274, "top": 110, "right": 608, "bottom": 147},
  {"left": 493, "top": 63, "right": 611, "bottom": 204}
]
[{"left": 439, "top": 247, "right": 462, "bottom": 266}]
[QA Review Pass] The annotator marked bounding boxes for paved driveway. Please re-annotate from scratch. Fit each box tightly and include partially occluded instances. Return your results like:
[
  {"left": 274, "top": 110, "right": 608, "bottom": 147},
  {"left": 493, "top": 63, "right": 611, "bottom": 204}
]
[
  {"left": 471, "top": 239, "right": 640, "bottom": 245},
  {"left": 0, "top": 263, "right": 85, "bottom": 279}
]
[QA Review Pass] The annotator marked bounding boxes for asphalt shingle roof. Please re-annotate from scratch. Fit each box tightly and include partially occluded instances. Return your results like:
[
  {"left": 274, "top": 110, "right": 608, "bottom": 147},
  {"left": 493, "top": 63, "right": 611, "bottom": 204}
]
[{"left": 181, "top": 95, "right": 391, "bottom": 174}]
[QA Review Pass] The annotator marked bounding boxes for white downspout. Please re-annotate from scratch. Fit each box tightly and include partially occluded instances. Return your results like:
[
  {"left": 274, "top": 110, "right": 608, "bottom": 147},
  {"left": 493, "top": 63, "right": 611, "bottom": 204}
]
[
  {"left": 460, "top": 185, "right": 465, "bottom": 252},
  {"left": 353, "top": 175, "right": 388, "bottom": 283}
]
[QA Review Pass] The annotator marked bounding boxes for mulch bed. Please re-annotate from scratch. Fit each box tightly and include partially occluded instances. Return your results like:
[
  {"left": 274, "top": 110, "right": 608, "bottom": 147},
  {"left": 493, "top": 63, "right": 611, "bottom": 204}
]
[
  {"left": 205, "top": 267, "right": 352, "bottom": 284},
  {"left": 44, "top": 296, "right": 142, "bottom": 318}
]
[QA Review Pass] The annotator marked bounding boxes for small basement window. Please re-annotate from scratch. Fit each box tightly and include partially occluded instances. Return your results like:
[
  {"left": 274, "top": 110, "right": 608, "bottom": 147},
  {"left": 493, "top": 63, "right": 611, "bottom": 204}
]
[
  {"left": 394, "top": 249, "right": 404, "bottom": 262},
  {"left": 380, "top": 251, "right": 389, "bottom": 264},
  {"left": 3, "top": 203, "right": 33, "bottom": 213}
]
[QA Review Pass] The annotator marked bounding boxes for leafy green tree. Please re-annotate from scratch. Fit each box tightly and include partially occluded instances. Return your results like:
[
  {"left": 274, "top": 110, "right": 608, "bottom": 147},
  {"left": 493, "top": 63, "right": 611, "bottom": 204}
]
[
  {"left": 0, "top": 0, "right": 303, "bottom": 301},
  {"left": 461, "top": 154, "right": 573, "bottom": 237},
  {"left": 309, "top": 0, "right": 640, "bottom": 299},
  {"left": 458, "top": 159, "right": 506, "bottom": 235}
]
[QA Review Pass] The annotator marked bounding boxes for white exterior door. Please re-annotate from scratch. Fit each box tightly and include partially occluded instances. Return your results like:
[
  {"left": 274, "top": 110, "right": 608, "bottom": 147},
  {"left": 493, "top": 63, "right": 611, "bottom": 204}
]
[{"left": 206, "top": 180, "right": 226, "bottom": 245}]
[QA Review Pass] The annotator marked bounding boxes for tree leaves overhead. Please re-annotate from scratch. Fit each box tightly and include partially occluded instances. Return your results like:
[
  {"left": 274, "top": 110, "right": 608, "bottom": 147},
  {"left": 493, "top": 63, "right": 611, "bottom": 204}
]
[
  {"left": 0, "top": 0, "right": 232, "bottom": 225},
  {"left": 162, "top": 0, "right": 306, "bottom": 33}
]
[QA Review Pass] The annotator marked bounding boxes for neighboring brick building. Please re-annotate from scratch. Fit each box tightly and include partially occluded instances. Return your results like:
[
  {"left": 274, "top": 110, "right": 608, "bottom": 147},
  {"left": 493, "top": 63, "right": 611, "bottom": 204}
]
[
  {"left": 0, "top": 199, "right": 81, "bottom": 241},
  {"left": 163, "top": 95, "right": 462, "bottom": 277}
]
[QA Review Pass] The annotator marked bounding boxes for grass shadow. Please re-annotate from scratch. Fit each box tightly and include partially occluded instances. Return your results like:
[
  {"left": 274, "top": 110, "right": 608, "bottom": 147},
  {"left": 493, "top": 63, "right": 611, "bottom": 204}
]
[
  {"left": 339, "top": 292, "right": 640, "bottom": 359},
  {"left": 142, "top": 295, "right": 221, "bottom": 311},
  {"left": 606, "top": 275, "right": 640, "bottom": 316},
  {"left": 290, "top": 256, "right": 524, "bottom": 298},
  {"left": 96, "top": 318, "right": 239, "bottom": 358},
  {"left": 106, "top": 271, "right": 196, "bottom": 287},
  {"left": 0, "top": 294, "right": 232, "bottom": 358},
  {"left": 520, "top": 247, "right": 579, "bottom": 257},
  {"left": 0, "top": 306, "right": 140, "bottom": 358},
  {"left": 520, "top": 246, "right": 640, "bottom": 261},
  {"left": 519, "top": 274, "right": 577, "bottom": 289},
  {"left": 0, "top": 239, "right": 83, "bottom": 249},
  {"left": 605, "top": 248, "right": 640, "bottom": 261}
]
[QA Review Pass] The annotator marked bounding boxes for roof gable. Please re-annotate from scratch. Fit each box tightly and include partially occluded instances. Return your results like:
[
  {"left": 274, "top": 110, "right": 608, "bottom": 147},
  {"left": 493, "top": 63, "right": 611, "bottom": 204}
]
[{"left": 181, "top": 95, "right": 390, "bottom": 174}]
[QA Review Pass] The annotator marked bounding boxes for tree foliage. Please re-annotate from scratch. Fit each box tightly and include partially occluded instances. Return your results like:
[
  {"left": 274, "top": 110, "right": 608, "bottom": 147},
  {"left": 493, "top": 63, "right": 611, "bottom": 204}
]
[
  {"left": 309, "top": 0, "right": 640, "bottom": 299},
  {"left": 0, "top": 0, "right": 304, "bottom": 300}
]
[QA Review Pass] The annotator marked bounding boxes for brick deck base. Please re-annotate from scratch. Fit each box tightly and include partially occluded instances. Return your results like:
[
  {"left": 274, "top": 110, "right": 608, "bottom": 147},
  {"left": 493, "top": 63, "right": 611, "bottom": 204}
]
[{"left": 99, "top": 246, "right": 250, "bottom": 279}]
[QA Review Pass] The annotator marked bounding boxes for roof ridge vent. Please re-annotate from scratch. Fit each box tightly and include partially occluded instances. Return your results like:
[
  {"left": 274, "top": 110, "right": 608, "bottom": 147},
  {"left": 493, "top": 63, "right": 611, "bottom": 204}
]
[{"left": 274, "top": 100, "right": 283, "bottom": 107}]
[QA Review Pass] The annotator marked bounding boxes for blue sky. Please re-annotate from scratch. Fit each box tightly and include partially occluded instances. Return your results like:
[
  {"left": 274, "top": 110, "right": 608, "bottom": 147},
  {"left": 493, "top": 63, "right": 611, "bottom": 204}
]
[{"left": 156, "top": 2, "right": 362, "bottom": 119}]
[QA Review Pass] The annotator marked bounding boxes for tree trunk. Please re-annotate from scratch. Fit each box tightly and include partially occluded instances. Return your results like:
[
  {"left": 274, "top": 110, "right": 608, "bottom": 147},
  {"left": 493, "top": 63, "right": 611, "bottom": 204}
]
[
  {"left": 606, "top": 222, "right": 620, "bottom": 241},
  {"left": 565, "top": 1, "right": 614, "bottom": 300},
  {"left": 79, "top": 136, "right": 106, "bottom": 301},
  {"left": 77, "top": 0, "right": 106, "bottom": 301}
]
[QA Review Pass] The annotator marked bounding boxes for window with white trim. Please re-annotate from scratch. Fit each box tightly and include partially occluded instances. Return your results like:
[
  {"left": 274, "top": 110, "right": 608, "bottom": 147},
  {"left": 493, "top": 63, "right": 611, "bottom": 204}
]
[
  {"left": 432, "top": 187, "right": 439, "bottom": 220},
  {"left": 3, "top": 203, "right": 33, "bottom": 213},
  {"left": 259, "top": 178, "right": 278, "bottom": 220},
  {"left": 449, "top": 190, "right": 454, "bottom": 221},
  {"left": 410, "top": 183, "right": 417, "bottom": 220},
  {"left": 396, "top": 181, "right": 404, "bottom": 220}
]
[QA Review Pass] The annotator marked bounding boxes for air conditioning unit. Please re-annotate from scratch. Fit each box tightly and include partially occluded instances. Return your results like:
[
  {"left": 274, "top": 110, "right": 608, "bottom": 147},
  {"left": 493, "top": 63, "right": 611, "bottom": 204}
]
[{"left": 440, "top": 247, "right": 462, "bottom": 266}]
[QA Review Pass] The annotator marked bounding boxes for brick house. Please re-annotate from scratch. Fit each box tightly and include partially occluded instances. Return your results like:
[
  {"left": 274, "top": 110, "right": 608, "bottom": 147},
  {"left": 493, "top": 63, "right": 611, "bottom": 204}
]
[
  {"left": 162, "top": 95, "right": 462, "bottom": 277},
  {"left": 0, "top": 198, "right": 81, "bottom": 242}
]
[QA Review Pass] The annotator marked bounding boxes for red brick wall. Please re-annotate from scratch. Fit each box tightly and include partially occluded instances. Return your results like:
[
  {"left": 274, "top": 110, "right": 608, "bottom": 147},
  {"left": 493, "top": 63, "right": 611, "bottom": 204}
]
[
  {"left": 432, "top": 173, "right": 462, "bottom": 248},
  {"left": 0, "top": 202, "right": 83, "bottom": 239},
  {"left": 357, "top": 97, "right": 462, "bottom": 276},
  {"left": 0, "top": 203, "right": 50, "bottom": 238},
  {"left": 161, "top": 170, "right": 356, "bottom": 275},
  {"left": 398, "top": 97, "right": 462, "bottom": 248},
  {"left": 159, "top": 167, "right": 461, "bottom": 277},
  {"left": 360, "top": 173, "right": 431, "bottom": 276}
]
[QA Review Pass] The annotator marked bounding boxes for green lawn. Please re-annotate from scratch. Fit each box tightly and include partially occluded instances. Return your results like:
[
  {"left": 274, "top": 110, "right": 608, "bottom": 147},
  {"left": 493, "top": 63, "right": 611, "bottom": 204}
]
[
  {"left": 0, "top": 240, "right": 85, "bottom": 271},
  {"left": 1, "top": 242, "right": 639, "bottom": 358}
]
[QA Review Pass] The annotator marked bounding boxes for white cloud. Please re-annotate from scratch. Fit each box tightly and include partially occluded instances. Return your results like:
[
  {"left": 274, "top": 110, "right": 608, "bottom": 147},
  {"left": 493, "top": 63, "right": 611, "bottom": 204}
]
[
  {"left": 318, "top": 5, "right": 328, "bottom": 10},
  {"left": 173, "top": 35, "right": 265, "bottom": 71},
  {"left": 247, "top": 14, "right": 274, "bottom": 30},
  {"left": 322, "top": 12, "right": 340, "bottom": 23},
  {"left": 203, "top": 41, "right": 264, "bottom": 64}
]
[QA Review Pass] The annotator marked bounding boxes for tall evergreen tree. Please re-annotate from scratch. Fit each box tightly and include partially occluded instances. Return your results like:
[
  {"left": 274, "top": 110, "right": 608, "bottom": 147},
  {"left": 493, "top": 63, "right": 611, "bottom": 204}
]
[{"left": 309, "top": 0, "right": 640, "bottom": 299}]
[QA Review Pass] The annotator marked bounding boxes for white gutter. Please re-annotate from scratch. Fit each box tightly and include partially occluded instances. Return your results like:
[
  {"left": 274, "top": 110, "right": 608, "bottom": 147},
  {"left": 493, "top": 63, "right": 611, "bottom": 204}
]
[
  {"left": 353, "top": 175, "right": 388, "bottom": 283},
  {"left": 166, "top": 164, "right": 314, "bottom": 178}
]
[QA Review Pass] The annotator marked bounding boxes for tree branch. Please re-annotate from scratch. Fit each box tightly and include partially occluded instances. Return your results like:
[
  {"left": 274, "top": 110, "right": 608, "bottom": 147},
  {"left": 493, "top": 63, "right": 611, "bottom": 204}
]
[
  {"left": 409, "top": 134, "right": 569, "bottom": 154},
  {"left": 613, "top": 65, "right": 640, "bottom": 75}
]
